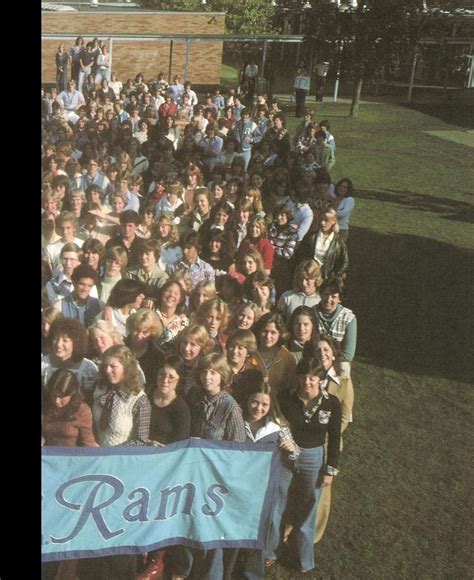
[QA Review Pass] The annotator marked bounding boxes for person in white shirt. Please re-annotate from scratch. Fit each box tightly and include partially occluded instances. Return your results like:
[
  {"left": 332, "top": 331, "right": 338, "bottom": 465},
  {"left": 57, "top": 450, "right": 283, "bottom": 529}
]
[
  {"left": 183, "top": 81, "right": 198, "bottom": 108},
  {"left": 45, "top": 243, "right": 82, "bottom": 305},
  {"left": 46, "top": 212, "right": 85, "bottom": 270},
  {"left": 153, "top": 179, "right": 184, "bottom": 224},
  {"left": 56, "top": 80, "right": 85, "bottom": 124},
  {"left": 95, "top": 45, "right": 111, "bottom": 83},
  {"left": 284, "top": 185, "right": 314, "bottom": 243},
  {"left": 109, "top": 72, "right": 123, "bottom": 99},
  {"left": 314, "top": 61, "right": 330, "bottom": 102},
  {"left": 293, "top": 65, "right": 311, "bottom": 118},
  {"left": 243, "top": 59, "right": 259, "bottom": 105}
]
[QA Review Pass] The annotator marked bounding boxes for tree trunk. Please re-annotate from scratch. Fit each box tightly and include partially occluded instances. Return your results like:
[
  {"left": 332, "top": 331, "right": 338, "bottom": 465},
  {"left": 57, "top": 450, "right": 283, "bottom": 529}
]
[{"left": 350, "top": 76, "right": 364, "bottom": 117}]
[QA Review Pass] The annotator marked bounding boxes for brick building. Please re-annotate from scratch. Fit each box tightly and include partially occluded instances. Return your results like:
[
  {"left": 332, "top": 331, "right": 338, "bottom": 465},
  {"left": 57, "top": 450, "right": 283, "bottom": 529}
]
[{"left": 42, "top": 8, "right": 226, "bottom": 85}]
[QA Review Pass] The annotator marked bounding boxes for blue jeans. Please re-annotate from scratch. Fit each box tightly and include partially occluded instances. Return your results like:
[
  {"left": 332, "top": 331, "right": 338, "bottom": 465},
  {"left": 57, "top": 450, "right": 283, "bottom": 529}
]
[
  {"left": 95, "top": 69, "right": 111, "bottom": 84},
  {"left": 227, "top": 548, "right": 262, "bottom": 580},
  {"left": 288, "top": 446, "right": 324, "bottom": 572},
  {"left": 172, "top": 546, "right": 225, "bottom": 579},
  {"left": 240, "top": 148, "right": 252, "bottom": 171},
  {"left": 264, "top": 463, "right": 293, "bottom": 560},
  {"left": 78, "top": 65, "right": 91, "bottom": 93}
]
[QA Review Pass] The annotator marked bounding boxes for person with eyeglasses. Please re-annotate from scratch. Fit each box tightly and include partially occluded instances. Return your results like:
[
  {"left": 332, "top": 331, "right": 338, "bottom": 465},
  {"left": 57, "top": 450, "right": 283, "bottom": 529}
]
[
  {"left": 78, "top": 157, "right": 110, "bottom": 192},
  {"left": 134, "top": 354, "right": 191, "bottom": 580},
  {"left": 45, "top": 242, "right": 81, "bottom": 305},
  {"left": 45, "top": 211, "right": 84, "bottom": 271},
  {"left": 145, "top": 354, "right": 191, "bottom": 446}
]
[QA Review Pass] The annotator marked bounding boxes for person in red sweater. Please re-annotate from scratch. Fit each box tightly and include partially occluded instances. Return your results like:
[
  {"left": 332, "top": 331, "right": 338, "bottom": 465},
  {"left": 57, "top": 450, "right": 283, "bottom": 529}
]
[
  {"left": 158, "top": 92, "right": 178, "bottom": 130},
  {"left": 238, "top": 217, "right": 274, "bottom": 275}
]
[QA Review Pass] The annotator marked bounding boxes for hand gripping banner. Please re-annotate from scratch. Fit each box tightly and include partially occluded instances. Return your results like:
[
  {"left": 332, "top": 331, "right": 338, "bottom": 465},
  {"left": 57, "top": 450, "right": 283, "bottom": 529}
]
[{"left": 42, "top": 439, "right": 280, "bottom": 561}]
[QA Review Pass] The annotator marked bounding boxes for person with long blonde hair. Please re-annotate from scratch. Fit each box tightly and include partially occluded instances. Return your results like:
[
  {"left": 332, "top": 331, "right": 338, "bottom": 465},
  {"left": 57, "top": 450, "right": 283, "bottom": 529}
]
[
  {"left": 295, "top": 207, "right": 348, "bottom": 281},
  {"left": 153, "top": 214, "right": 183, "bottom": 272},
  {"left": 277, "top": 259, "right": 323, "bottom": 322},
  {"left": 125, "top": 309, "right": 163, "bottom": 388},
  {"left": 194, "top": 297, "right": 230, "bottom": 352},
  {"left": 188, "top": 280, "right": 217, "bottom": 314},
  {"left": 176, "top": 324, "right": 215, "bottom": 401}
]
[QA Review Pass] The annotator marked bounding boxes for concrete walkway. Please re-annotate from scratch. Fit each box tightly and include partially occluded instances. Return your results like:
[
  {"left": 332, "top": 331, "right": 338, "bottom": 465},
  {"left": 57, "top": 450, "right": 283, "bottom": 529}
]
[{"left": 274, "top": 94, "right": 383, "bottom": 106}]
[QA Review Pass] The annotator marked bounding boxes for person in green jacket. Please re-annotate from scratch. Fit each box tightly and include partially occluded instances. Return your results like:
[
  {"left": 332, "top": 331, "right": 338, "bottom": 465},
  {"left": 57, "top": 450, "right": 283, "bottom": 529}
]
[{"left": 313, "top": 130, "right": 336, "bottom": 172}]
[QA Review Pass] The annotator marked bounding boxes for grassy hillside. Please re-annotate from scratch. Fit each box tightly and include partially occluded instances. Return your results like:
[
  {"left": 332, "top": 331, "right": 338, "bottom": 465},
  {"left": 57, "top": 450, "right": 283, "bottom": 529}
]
[{"left": 261, "top": 97, "right": 473, "bottom": 578}]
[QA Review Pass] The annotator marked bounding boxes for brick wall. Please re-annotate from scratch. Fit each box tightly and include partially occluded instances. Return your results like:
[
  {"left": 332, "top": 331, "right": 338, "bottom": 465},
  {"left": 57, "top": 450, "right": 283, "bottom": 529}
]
[{"left": 42, "top": 11, "right": 225, "bottom": 85}]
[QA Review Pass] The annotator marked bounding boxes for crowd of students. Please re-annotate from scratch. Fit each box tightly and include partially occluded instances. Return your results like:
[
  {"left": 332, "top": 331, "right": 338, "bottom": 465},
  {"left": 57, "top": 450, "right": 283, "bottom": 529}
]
[{"left": 42, "top": 40, "right": 357, "bottom": 579}]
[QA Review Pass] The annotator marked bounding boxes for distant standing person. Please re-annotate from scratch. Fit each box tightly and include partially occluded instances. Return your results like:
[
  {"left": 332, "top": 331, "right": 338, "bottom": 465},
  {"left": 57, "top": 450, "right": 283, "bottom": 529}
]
[
  {"left": 244, "top": 58, "right": 259, "bottom": 106},
  {"left": 335, "top": 178, "right": 355, "bottom": 242},
  {"left": 314, "top": 61, "right": 330, "bottom": 102},
  {"left": 293, "top": 65, "right": 311, "bottom": 118},
  {"left": 264, "top": 57, "right": 275, "bottom": 103},
  {"left": 55, "top": 43, "right": 70, "bottom": 92},
  {"left": 78, "top": 42, "right": 93, "bottom": 94},
  {"left": 70, "top": 36, "right": 84, "bottom": 85},
  {"left": 95, "top": 44, "right": 111, "bottom": 83}
]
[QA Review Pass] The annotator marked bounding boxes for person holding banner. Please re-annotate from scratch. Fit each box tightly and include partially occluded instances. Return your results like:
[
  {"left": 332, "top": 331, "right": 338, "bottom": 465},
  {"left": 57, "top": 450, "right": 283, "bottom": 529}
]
[
  {"left": 238, "top": 380, "right": 299, "bottom": 574},
  {"left": 42, "top": 369, "right": 98, "bottom": 580},
  {"left": 92, "top": 344, "right": 151, "bottom": 447},
  {"left": 172, "top": 353, "right": 245, "bottom": 580},
  {"left": 192, "top": 352, "right": 246, "bottom": 442},
  {"left": 146, "top": 354, "right": 191, "bottom": 447},
  {"left": 135, "top": 354, "right": 192, "bottom": 580},
  {"left": 43, "top": 368, "right": 98, "bottom": 448},
  {"left": 80, "top": 347, "right": 149, "bottom": 580},
  {"left": 278, "top": 359, "right": 341, "bottom": 574}
]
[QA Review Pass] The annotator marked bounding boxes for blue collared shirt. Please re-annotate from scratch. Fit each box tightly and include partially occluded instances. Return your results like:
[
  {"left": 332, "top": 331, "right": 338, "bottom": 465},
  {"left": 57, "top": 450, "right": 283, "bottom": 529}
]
[{"left": 169, "top": 257, "right": 215, "bottom": 286}]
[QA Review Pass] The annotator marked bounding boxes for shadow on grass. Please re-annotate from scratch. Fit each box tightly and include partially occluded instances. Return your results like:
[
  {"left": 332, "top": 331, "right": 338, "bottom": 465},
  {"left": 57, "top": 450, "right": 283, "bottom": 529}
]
[
  {"left": 277, "top": 97, "right": 352, "bottom": 120},
  {"left": 358, "top": 188, "right": 474, "bottom": 224},
  {"left": 400, "top": 100, "right": 474, "bottom": 130},
  {"left": 346, "top": 226, "right": 473, "bottom": 383}
]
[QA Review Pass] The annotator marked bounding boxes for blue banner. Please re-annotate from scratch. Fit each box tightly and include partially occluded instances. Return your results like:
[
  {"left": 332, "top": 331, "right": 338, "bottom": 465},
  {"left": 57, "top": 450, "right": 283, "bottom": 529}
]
[{"left": 42, "top": 439, "right": 280, "bottom": 562}]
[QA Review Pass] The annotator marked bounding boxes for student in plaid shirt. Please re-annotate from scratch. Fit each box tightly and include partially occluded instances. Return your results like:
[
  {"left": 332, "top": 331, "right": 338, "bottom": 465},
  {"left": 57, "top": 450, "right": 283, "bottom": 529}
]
[
  {"left": 269, "top": 203, "right": 299, "bottom": 298},
  {"left": 173, "top": 354, "right": 245, "bottom": 579}
]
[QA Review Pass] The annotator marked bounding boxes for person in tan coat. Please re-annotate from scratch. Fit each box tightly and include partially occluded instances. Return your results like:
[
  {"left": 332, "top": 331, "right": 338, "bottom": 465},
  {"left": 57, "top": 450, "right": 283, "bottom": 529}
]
[
  {"left": 283, "top": 334, "right": 354, "bottom": 544},
  {"left": 254, "top": 312, "right": 297, "bottom": 395}
]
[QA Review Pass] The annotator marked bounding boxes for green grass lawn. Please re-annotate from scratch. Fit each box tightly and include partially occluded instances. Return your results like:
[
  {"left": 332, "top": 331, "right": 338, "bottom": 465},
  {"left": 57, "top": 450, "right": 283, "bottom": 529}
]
[
  {"left": 221, "top": 63, "right": 240, "bottom": 88},
  {"left": 255, "top": 96, "right": 473, "bottom": 578}
]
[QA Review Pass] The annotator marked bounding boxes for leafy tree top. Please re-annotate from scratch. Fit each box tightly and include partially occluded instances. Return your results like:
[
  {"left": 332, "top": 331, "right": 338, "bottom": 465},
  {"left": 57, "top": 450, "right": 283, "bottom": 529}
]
[{"left": 136, "top": 0, "right": 277, "bottom": 35}]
